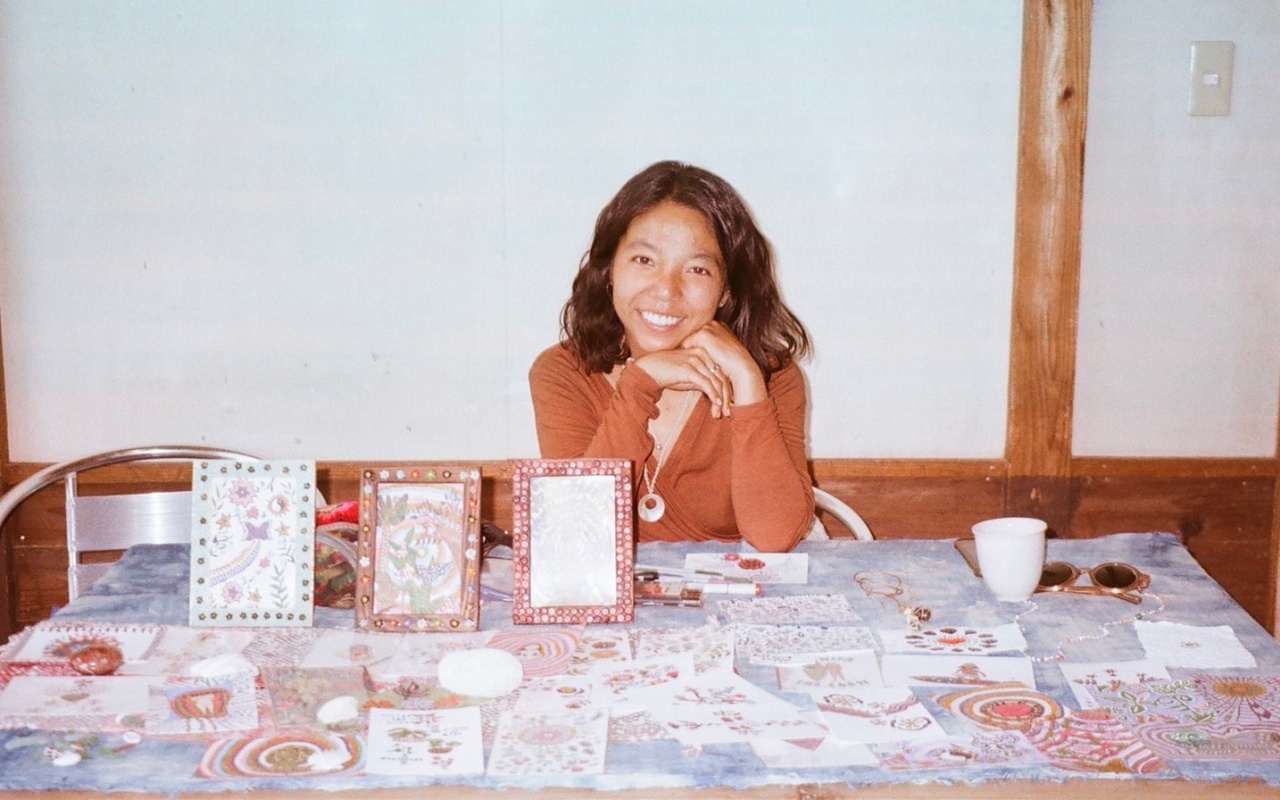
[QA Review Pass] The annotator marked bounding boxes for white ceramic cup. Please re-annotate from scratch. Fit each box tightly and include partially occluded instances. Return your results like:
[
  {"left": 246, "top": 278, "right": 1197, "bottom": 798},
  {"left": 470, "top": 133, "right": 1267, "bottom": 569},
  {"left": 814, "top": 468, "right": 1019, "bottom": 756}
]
[{"left": 970, "top": 517, "right": 1047, "bottom": 602}]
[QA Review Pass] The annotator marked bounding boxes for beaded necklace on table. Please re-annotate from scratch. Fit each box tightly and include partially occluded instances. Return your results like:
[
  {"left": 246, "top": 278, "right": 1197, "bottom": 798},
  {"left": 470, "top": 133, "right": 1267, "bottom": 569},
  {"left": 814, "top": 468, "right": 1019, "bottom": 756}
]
[{"left": 1015, "top": 591, "right": 1166, "bottom": 663}]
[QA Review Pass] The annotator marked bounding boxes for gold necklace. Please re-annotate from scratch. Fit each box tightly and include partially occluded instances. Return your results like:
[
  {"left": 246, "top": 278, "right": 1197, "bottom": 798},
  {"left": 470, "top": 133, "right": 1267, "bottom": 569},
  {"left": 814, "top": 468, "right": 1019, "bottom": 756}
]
[
  {"left": 853, "top": 570, "right": 933, "bottom": 630},
  {"left": 638, "top": 391, "right": 697, "bottom": 523}
]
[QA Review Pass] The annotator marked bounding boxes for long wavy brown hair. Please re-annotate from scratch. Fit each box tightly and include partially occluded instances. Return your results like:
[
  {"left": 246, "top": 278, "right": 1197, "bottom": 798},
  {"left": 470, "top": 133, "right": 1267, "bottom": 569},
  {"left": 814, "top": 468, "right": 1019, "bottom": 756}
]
[{"left": 560, "top": 160, "right": 810, "bottom": 378}]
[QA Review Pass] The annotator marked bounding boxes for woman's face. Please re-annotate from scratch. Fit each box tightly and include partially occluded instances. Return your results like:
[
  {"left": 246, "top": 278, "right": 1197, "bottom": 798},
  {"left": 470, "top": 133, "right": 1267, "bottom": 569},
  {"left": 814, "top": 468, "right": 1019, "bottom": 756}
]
[{"left": 610, "top": 200, "right": 727, "bottom": 359}]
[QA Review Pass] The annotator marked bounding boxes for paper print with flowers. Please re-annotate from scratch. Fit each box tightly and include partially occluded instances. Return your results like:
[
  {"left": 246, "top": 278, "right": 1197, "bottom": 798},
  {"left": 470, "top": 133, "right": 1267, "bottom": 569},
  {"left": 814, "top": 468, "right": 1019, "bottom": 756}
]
[
  {"left": 189, "top": 460, "right": 316, "bottom": 627},
  {"left": 356, "top": 466, "right": 482, "bottom": 633},
  {"left": 373, "top": 483, "right": 466, "bottom": 616}
]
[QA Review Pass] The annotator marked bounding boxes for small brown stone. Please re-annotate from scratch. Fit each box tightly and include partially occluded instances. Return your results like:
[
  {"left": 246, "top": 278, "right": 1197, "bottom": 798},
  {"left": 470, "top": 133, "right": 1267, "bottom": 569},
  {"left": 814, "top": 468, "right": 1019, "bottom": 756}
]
[{"left": 69, "top": 644, "right": 124, "bottom": 676}]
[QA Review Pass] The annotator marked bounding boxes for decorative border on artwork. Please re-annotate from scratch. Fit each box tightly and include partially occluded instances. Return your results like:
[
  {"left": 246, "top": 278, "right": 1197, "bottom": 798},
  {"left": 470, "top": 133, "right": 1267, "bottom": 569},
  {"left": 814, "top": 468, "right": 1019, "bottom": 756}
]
[
  {"left": 355, "top": 464, "right": 482, "bottom": 632},
  {"left": 510, "top": 458, "right": 634, "bottom": 625},
  {"left": 189, "top": 460, "right": 316, "bottom": 627}
]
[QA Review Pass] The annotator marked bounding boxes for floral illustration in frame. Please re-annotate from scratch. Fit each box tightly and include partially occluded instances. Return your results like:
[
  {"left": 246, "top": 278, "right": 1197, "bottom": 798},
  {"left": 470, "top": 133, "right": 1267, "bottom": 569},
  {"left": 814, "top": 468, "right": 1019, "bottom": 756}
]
[
  {"left": 511, "top": 458, "right": 634, "bottom": 625},
  {"left": 356, "top": 465, "right": 482, "bottom": 633},
  {"left": 189, "top": 459, "right": 316, "bottom": 627}
]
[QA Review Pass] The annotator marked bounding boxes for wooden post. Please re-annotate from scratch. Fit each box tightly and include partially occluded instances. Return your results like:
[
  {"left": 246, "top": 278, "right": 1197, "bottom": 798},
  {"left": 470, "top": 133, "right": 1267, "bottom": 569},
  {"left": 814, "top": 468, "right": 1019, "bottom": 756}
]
[{"left": 1005, "top": 0, "right": 1091, "bottom": 536}]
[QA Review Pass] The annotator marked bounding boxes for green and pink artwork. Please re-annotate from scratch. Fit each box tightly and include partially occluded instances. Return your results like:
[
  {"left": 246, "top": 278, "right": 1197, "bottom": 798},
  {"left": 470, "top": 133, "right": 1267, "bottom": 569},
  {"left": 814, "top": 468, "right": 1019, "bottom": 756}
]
[{"left": 356, "top": 466, "right": 482, "bottom": 633}]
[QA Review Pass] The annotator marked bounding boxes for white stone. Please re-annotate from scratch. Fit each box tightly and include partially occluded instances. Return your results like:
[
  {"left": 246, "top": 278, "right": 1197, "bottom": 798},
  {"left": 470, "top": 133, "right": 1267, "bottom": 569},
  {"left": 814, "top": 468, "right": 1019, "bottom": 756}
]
[{"left": 437, "top": 648, "right": 523, "bottom": 697}]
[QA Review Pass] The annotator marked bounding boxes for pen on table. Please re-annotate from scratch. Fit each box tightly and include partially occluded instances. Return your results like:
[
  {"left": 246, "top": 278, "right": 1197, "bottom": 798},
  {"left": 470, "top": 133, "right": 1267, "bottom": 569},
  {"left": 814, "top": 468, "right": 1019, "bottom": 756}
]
[
  {"left": 636, "top": 564, "right": 719, "bottom": 577},
  {"left": 636, "top": 568, "right": 755, "bottom": 585},
  {"left": 689, "top": 581, "right": 762, "bottom": 595}
]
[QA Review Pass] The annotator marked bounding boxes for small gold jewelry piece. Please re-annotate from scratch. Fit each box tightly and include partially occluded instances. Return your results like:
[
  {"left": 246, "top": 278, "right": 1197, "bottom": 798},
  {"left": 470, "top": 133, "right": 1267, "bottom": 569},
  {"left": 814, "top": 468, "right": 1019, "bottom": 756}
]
[{"left": 854, "top": 570, "right": 932, "bottom": 630}]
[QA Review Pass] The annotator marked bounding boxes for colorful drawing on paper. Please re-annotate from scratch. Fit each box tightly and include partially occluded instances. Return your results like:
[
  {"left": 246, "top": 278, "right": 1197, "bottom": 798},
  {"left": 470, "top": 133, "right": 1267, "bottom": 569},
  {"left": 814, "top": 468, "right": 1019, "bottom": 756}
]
[
  {"left": 1024, "top": 708, "right": 1168, "bottom": 774},
  {"left": 937, "top": 682, "right": 1063, "bottom": 732},
  {"left": 356, "top": 466, "right": 482, "bottom": 633},
  {"left": 373, "top": 483, "right": 466, "bottom": 615},
  {"left": 189, "top": 460, "right": 316, "bottom": 627},
  {"left": 487, "top": 709, "right": 610, "bottom": 776},
  {"left": 197, "top": 728, "right": 363, "bottom": 778},
  {"left": 365, "top": 706, "right": 485, "bottom": 776},
  {"left": 872, "top": 731, "right": 1047, "bottom": 771}
]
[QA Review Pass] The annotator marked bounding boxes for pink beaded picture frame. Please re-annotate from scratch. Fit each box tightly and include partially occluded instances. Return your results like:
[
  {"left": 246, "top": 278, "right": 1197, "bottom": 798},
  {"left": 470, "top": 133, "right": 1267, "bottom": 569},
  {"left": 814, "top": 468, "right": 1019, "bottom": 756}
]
[
  {"left": 510, "top": 458, "right": 635, "bottom": 625},
  {"left": 355, "top": 465, "right": 482, "bottom": 633}
]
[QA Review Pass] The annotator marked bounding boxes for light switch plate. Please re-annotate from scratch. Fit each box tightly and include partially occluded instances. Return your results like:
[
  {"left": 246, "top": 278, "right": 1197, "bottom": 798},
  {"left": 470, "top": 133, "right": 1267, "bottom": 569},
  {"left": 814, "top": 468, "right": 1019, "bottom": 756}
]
[{"left": 1188, "top": 40, "right": 1234, "bottom": 117}]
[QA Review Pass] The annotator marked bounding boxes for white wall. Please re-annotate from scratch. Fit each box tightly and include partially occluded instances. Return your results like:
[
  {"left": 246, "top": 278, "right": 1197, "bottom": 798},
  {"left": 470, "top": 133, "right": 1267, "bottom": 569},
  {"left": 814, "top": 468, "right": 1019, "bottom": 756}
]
[
  {"left": 1075, "top": 0, "right": 1280, "bottom": 457},
  {"left": 0, "top": 1, "right": 1024, "bottom": 462}
]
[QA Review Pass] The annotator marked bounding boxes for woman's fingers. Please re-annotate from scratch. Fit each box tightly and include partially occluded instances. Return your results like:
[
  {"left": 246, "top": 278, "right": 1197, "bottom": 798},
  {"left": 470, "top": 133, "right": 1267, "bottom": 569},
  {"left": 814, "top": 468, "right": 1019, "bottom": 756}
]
[{"left": 632, "top": 350, "right": 731, "bottom": 416}]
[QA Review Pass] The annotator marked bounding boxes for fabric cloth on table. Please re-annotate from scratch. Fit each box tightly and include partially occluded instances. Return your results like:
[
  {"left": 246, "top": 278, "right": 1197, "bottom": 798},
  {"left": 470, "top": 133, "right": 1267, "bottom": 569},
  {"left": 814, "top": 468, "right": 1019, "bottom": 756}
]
[{"left": 2, "top": 533, "right": 1278, "bottom": 794}]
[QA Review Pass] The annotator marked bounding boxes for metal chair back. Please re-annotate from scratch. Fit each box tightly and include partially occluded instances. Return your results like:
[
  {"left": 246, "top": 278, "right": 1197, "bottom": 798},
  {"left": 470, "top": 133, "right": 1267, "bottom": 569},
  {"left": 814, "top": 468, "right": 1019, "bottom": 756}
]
[{"left": 0, "top": 446, "right": 261, "bottom": 600}]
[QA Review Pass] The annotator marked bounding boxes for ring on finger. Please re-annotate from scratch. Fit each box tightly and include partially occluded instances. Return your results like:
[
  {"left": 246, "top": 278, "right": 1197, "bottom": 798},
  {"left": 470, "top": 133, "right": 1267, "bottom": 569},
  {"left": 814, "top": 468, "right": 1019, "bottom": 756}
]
[{"left": 710, "top": 363, "right": 721, "bottom": 373}]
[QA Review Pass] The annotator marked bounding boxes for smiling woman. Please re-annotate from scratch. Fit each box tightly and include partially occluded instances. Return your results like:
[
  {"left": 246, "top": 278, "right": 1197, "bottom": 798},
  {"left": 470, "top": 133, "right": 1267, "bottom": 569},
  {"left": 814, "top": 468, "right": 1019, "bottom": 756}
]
[{"left": 528, "top": 161, "right": 814, "bottom": 552}]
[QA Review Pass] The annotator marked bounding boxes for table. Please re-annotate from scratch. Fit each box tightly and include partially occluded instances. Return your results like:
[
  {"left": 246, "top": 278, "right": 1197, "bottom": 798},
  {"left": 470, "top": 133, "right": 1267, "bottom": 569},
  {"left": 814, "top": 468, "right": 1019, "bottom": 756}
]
[{"left": 2, "top": 533, "right": 1279, "bottom": 798}]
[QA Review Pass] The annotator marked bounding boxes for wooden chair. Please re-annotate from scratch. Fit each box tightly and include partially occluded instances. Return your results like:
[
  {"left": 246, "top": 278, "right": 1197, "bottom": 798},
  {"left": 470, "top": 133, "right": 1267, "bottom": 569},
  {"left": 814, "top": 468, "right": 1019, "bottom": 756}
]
[
  {"left": 0, "top": 446, "right": 267, "bottom": 601},
  {"left": 814, "top": 487, "right": 875, "bottom": 541}
]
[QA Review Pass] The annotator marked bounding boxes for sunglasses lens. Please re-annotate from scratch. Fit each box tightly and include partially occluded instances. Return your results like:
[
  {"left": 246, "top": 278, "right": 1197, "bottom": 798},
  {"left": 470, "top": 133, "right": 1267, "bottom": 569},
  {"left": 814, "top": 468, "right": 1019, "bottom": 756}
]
[
  {"left": 1039, "top": 562, "right": 1075, "bottom": 588},
  {"left": 1092, "top": 563, "right": 1137, "bottom": 589}
]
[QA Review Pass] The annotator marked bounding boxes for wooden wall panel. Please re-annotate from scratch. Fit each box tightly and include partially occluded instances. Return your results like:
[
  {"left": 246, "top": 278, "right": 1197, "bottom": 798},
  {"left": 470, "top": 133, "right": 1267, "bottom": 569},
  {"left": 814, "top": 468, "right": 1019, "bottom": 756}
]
[
  {"left": 812, "top": 460, "right": 1006, "bottom": 540},
  {"left": 1070, "top": 458, "right": 1276, "bottom": 630}
]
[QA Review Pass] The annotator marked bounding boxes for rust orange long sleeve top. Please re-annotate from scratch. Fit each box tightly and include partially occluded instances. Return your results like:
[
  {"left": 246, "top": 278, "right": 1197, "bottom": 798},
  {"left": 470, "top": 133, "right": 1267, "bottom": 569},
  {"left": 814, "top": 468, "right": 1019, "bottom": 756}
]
[{"left": 529, "top": 344, "right": 814, "bottom": 552}]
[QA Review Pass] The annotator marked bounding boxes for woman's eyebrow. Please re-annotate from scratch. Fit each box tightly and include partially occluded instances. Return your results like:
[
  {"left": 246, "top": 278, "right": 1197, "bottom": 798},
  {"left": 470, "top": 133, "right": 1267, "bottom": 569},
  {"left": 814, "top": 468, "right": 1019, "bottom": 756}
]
[{"left": 621, "top": 237, "right": 722, "bottom": 264}]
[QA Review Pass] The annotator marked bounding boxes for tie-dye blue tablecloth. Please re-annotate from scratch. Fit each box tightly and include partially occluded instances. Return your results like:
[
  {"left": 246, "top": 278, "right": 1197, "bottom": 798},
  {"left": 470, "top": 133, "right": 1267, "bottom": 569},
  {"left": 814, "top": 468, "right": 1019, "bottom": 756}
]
[{"left": 2, "top": 532, "right": 1279, "bottom": 795}]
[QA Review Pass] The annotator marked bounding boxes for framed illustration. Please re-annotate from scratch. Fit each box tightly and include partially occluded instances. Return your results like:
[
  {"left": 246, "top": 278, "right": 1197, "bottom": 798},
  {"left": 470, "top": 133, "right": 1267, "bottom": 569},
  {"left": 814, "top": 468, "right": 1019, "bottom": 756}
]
[
  {"left": 355, "top": 465, "right": 482, "bottom": 632},
  {"left": 510, "top": 459, "right": 634, "bottom": 625},
  {"left": 190, "top": 459, "right": 316, "bottom": 626}
]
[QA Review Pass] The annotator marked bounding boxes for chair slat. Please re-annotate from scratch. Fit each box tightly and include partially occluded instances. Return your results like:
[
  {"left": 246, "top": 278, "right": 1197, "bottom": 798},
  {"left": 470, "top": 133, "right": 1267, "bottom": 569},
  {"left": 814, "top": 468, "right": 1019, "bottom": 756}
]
[{"left": 72, "top": 491, "right": 194, "bottom": 552}]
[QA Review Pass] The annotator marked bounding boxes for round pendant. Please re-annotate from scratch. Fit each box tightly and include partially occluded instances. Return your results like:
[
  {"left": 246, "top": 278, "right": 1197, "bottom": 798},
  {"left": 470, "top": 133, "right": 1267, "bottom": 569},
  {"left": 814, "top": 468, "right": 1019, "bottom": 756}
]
[{"left": 638, "top": 492, "right": 666, "bottom": 523}]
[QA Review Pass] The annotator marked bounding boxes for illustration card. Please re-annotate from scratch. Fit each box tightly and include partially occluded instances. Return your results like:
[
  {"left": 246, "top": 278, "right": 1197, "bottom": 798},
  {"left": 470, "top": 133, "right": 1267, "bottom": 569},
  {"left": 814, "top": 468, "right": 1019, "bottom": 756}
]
[
  {"left": 5, "top": 622, "right": 161, "bottom": 664},
  {"left": 634, "top": 624, "right": 734, "bottom": 674},
  {"left": 588, "top": 654, "right": 693, "bottom": 714},
  {"left": 514, "top": 675, "right": 598, "bottom": 712},
  {"left": 1057, "top": 659, "right": 1171, "bottom": 709},
  {"left": 197, "top": 728, "right": 363, "bottom": 779},
  {"left": 511, "top": 459, "right": 635, "bottom": 625},
  {"left": 880, "top": 654, "right": 1037, "bottom": 688},
  {"left": 488, "top": 709, "right": 609, "bottom": 776},
  {"left": 356, "top": 465, "right": 483, "bottom": 633},
  {"left": 1132, "top": 621, "right": 1257, "bottom": 668},
  {"left": 634, "top": 670, "right": 828, "bottom": 746},
  {"left": 261, "top": 666, "right": 368, "bottom": 729},
  {"left": 371, "top": 630, "right": 494, "bottom": 681},
  {"left": 145, "top": 671, "right": 259, "bottom": 735},
  {"left": 118, "top": 626, "right": 254, "bottom": 676},
  {"left": 871, "top": 731, "right": 1047, "bottom": 771},
  {"left": 734, "top": 624, "right": 877, "bottom": 665},
  {"left": 365, "top": 706, "right": 484, "bottom": 776},
  {"left": 684, "top": 552, "right": 809, "bottom": 584},
  {"left": 566, "top": 628, "right": 633, "bottom": 675},
  {"left": 776, "top": 650, "right": 883, "bottom": 693},
  {"left": 750, "top": 735, "right": 878, "bottom": 768},
  {"left": 717, "top": 593, "right": 860, "bottom": 624},
  {"left": 0, "top": 675, "right": 150, "bottom": 731},
  {"left": 190, "top": 459, "right": 317, "bottom": 627},
  {"left": 488, "top": 627, "right": 583, "bottom": 678},
  {"left": 815, "top": 685, "right": 943, "bottom": 744},
  {"left": 300, "top": 629, "right": 402, "bottom": 671},
  {"left": 1083, "top": 672, "right": 1280, "bottom": 761},
  {"left": 877, "top": 623, "right": 1026, "bottom": 655},
  {"left": 1023, "top": 708, "right": 1167, "bottom": 774},
  {"left": 936, "top": 682, "right": 1064, "bottom": 732}
]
